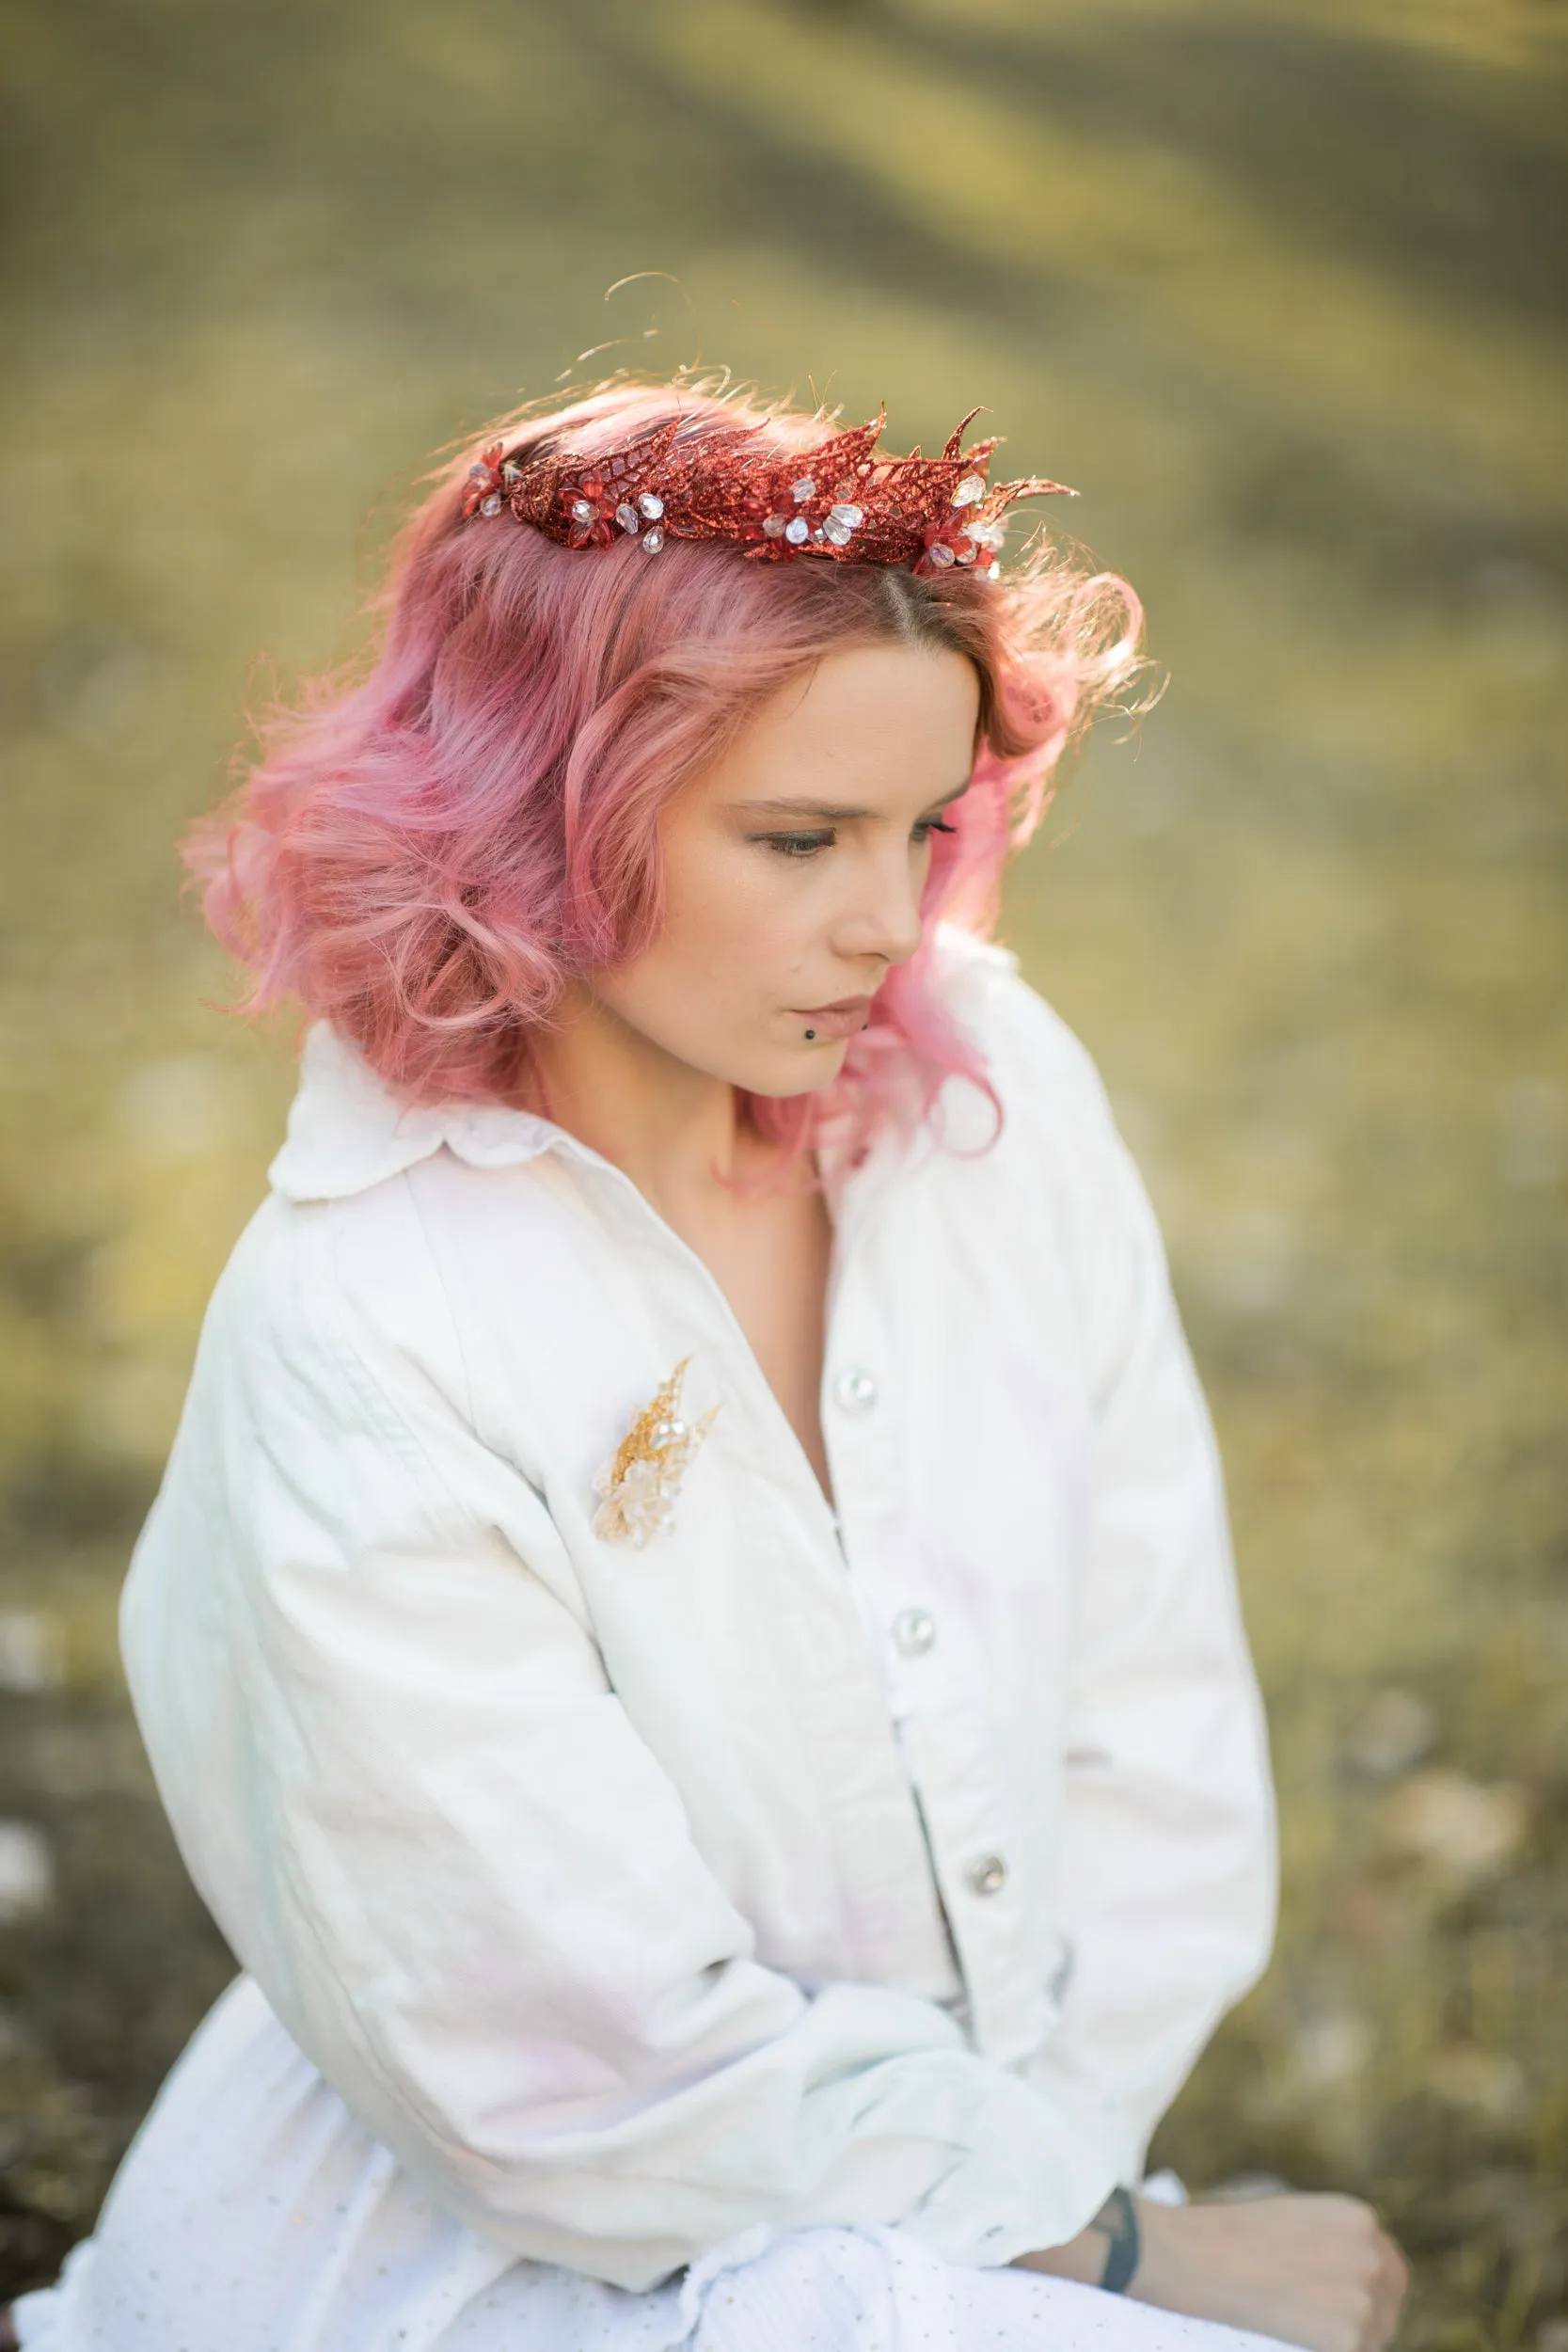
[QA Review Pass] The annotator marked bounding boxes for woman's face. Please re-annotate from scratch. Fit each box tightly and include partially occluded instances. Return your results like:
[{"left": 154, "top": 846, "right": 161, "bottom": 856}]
[{"left": 589, "top": 641, "right": 981, "bottom": 1098}]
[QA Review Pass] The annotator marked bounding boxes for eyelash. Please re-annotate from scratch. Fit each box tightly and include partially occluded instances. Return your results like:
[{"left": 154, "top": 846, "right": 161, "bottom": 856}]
[{"left": 754, "top": 817, "right": 958, "bottom": 862}]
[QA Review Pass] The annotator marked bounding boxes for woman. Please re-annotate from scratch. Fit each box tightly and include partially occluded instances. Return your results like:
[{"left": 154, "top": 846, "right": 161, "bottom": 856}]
[{"left": 12, "top": 382, "right": 1407, "bottom": 2352}]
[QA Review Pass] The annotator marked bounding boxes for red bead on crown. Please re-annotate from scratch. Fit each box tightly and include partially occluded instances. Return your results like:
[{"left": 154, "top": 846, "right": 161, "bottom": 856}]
[{"left": 461, "top": 407, "right": 1075, "bottom": 579}]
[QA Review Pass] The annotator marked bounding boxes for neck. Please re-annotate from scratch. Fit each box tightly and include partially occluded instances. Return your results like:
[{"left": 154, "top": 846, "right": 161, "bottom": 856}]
[{"left": 525, "top": 989, "right": 764, "bottom": 1216}]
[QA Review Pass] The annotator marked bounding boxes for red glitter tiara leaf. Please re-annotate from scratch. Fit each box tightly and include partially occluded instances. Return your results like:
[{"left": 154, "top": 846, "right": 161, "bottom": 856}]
[{"left": 461, "top": 405, "right": 1076, "bottom": 578}]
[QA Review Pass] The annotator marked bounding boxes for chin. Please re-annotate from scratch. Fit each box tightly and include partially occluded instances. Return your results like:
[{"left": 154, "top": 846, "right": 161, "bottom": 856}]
[{"left": 738, "top": 1045, "right": 850, "bottom": 1100}]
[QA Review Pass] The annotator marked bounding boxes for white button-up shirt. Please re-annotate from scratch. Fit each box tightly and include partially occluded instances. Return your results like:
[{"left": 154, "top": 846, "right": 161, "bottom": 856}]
[{"left": 119, "top": 931, "right": 1275, "bottom": 2293}]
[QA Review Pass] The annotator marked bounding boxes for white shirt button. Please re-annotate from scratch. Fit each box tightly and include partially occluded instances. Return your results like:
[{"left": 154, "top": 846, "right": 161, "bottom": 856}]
[
  {"left": 833, "top": 1368, "right": 879, "bottom": 1414},
  {"left": 966, "top": 1853, "right": 1008, "bottom": 1897},
  {"left": 892, "top": 1608, "right": 936, "bottom": 1657}
]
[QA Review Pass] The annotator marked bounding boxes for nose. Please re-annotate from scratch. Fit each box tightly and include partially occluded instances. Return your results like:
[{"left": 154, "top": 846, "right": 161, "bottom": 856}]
[{"left": 832, "top": 840, "right": 927, "bottom": 971}]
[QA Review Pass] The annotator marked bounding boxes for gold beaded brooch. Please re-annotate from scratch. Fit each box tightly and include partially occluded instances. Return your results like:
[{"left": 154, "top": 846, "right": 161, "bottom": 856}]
[{"left": 593, "top": 1359, "right": 720, "bottom": 1549}]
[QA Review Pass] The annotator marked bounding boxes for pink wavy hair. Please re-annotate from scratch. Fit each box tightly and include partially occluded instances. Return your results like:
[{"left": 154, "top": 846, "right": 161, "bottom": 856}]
[{"left": 190, "top": 379, "right": 1146, "bottom": 1163}]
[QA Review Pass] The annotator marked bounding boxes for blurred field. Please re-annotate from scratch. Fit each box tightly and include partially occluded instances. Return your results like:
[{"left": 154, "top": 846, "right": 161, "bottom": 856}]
[{"left": 2, "top": 0, "right": 1565, "bottom": 2341}]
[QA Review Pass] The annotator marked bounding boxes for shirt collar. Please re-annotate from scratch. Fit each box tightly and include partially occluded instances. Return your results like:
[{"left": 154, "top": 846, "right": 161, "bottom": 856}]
[
  {"left": 268, "top": 930, "right": 1014, "bottom": 1205},
  {"left": 268, "top": 1024, "right": 566, "bottom": 1202},
  {"left": 267, "top": 1025, "right": 872, "bottom": 1208}
]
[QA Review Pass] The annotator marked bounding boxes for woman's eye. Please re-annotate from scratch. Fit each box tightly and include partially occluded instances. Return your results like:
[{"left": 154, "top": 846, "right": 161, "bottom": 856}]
[
  {"left": 913, "top": 817, "right": 958, "bottom": 842},
  {"left": 755, "top": 830, "right": 835, "bottom": 859}
]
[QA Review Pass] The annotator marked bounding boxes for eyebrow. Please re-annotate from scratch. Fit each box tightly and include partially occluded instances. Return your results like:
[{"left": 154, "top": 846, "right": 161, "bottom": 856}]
[{"left": 735, "top": 779, "right": 973, "bottom": 821}]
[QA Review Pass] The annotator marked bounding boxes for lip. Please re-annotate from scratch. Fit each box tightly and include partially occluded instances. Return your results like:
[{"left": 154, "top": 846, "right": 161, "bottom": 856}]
[{"left": 793, "top": 994, "right": 874, "bottom": 1041}]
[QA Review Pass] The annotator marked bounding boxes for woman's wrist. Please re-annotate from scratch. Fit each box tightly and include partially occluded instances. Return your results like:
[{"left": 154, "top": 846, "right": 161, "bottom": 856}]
[
  {"left": 1122, "top": 2192, "right": 1186, "bottom": 2307},
  {"left": 1010, "top": 2223, "right": 1108, "bottom": 2285},
  {"left": 1086, "top": 2185, "right": 1142, "bottom": 2291},
  {"left": 1011, "top": 2186, "right": 1145, "bottom": 2291}
]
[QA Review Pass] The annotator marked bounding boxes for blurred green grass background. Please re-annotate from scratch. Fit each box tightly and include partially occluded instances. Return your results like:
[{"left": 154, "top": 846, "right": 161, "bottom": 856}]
[{"left": 1, "top": 1, "right": 1565, "bottom": 2341}]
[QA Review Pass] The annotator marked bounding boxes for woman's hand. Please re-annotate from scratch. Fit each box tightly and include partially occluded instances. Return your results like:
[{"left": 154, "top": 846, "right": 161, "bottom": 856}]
[
  {"left": 1014, "top": 2191, "right": 1408, "bottom": 2350},
  {"left": 1129, "top": 2192, "right": 1409, "bottom": 2352}
]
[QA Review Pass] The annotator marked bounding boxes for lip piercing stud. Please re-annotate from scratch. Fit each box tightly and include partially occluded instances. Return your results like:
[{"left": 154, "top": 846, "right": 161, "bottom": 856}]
[{"left": 804, "top": 1028, "right": 816, "bottom": 1041}]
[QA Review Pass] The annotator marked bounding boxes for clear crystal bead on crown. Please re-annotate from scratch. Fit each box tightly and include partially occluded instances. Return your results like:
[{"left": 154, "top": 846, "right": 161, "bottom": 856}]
[
  {"left": 479, "top": 493, "right": 502, "bottom": 516},
  {"left": 762, "top": 514, "right": 787, "bottom": 538},
  {"left": 926, "top": 541, "right": 957, "bottom": 567},
  {"left": 638, "top": 493, "right": 665, "bottom": 520},
  {"left": 615, "top": 503, "right": 639, "bottom": 533},
  {"left": 791, "top": 477, "right": 816, "bottom": 503},
  {"left": 784, "top": 516, "right": 810, "bottom": 545},
  {"left": 829, "top": 502, "right": 863, "bottom": 530},
  {"left": 571, "top": 499, "right": 594, "bottom": 522},
  {"left": 641, "top": 526, "right": 665, "bottom": 554},
  {"left": 951, "top": 473, "right": 986, "bottom": 507}
]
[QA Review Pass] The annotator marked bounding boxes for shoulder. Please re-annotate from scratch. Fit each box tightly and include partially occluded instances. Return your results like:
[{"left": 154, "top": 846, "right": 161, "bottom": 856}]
[
  {"left": 926, "top": 929, "right": 1165, "bottom": 1294},
  {"left": 925, "top": 933, "right": 1180, "bottom": 1384},
  {"left": 929, "top": 925, "right": 1119, "bottom": 1162},
  {"left": 198, "top": 1160, "right": 475, "bottom": 1462}
]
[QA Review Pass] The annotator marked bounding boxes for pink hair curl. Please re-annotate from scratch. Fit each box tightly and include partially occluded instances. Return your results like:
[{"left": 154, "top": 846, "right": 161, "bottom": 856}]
[{"left": 189, "top": 379, "right": 1146, "bottom": 1163}]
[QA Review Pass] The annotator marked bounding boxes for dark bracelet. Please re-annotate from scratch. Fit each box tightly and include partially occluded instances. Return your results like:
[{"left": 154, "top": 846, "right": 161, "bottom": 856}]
[{"left": 1089, "top": 2185, "right": 1141, "bottom": 2294}]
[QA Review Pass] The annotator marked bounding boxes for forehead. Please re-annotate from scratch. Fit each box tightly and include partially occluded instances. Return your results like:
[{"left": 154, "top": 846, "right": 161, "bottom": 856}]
[{"left": 707, "top": 643, "right": 980, "bottom": 804}]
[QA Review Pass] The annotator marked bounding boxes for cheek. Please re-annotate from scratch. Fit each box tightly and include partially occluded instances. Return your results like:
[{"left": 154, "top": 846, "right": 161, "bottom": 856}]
[{"left": 656, "top": 840, "right": 812, "bottom": 987}]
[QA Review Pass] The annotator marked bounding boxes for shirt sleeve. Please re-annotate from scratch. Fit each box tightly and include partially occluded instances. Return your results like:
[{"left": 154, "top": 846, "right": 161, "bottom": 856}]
[
  {"left": 1019, "top": 1024, "right": 1278, "bottom": 2183},
  {"left": 120, "top": 1190, "right": 1121, "bottom": 2291}
]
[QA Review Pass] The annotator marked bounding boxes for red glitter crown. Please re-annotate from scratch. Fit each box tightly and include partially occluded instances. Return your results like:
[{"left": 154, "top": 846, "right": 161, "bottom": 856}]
[{"left": 461, "top": 406, "right": 1074, "bottom": 579}]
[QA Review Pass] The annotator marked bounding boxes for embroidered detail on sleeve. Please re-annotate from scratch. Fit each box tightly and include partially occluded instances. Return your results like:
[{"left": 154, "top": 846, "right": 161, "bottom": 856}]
[{"left": 593, "top": 1359, "right": 720, "bottom": 1549}]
